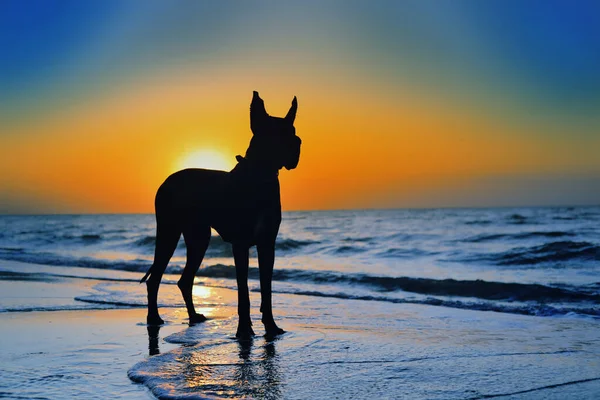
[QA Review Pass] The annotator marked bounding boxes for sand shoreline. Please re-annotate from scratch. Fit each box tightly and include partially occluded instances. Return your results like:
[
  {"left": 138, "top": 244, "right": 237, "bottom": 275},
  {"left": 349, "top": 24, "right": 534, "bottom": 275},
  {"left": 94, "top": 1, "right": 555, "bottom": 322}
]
[{"left": 1, "top": 260, "right": 600, "bottom": 399}]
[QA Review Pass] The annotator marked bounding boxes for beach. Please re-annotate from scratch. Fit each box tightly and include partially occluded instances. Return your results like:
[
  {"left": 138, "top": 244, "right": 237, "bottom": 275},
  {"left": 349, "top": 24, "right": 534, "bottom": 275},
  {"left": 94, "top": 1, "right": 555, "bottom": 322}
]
[
  {"left": 1, "top": 208, "right": 599, "bottom": 398},
  {"left": 3, "top": 1, "right": 600, "bottom": 397},
  {"left": 3, "top": 1, "right": 600, "bottom": 398},
  {"left": 1, "top": 259, "right": 600, "bottom": 399}
]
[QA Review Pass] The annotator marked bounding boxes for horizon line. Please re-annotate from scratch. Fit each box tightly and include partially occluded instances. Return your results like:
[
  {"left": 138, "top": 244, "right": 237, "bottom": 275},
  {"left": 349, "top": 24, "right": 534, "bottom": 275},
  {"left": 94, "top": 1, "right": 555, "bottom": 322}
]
[{"left": 2, "top": 203, "right": 599, "bottom": 217}]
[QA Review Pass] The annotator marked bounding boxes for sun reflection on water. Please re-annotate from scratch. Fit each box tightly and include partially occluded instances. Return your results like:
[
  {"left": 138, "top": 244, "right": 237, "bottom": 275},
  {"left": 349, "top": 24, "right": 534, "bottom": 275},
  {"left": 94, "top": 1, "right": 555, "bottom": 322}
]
[
  {"left": 192, "top": 285, "right": 213, "bottom": 299},
  {"left": 192, "top": 285, "right": 216, "bottom": 318}
]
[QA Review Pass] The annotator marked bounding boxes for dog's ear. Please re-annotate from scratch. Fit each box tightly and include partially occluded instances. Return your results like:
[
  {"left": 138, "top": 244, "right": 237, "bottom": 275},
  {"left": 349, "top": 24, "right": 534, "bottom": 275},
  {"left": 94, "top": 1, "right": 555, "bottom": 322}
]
[
  {"left": 285, "top": 96, "right": 297, "bottom": 125},
  {"left": 250, "top": 91, "right": 268, "bottom": 135}
]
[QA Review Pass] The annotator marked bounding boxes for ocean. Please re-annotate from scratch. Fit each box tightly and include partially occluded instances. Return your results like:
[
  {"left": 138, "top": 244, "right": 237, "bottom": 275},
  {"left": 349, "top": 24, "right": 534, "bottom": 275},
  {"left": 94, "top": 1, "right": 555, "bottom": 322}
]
[
  {"left": 1, "top": 207, "right": 599, "bottom": 399},
  {"left": 1, "top": 207, "right": 599, "bottom": 317}
]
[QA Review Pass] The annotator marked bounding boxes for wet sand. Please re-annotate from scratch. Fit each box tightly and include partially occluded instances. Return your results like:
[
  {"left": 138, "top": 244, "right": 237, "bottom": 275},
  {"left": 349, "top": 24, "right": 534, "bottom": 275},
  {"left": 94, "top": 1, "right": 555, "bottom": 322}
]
[
  {"left": 1, "top": 260, "right": 600, "bottom": 399},
  {"left": 129, "top": 292, "right": 600, "bottom": 399},
  {"left": 0, "top": 308, "right": 179, "bottom": 399}
]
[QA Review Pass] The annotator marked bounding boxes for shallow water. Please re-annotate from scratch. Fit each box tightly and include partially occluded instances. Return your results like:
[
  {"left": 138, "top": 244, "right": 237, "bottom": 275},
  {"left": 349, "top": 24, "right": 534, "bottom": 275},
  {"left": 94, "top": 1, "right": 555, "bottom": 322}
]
[{"left": 130, "top": 293, "right": 600, "bottom": 400}]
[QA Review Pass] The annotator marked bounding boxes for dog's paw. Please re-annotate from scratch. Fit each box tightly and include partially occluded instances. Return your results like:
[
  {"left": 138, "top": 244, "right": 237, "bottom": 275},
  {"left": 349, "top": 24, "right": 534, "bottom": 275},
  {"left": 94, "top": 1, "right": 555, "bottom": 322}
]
[
  {"left": 189, "top": 313, "right": 207, "bottom": 325},
  {"left": 263, "top": 320, "right": 285, "bottom": 338}
]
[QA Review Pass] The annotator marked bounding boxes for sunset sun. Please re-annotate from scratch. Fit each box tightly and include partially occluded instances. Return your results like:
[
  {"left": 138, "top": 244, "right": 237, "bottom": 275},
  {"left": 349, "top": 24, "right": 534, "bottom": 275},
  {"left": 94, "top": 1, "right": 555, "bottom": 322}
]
[{"left": 175, "top": 149, "right": 234, "bottom": 172}]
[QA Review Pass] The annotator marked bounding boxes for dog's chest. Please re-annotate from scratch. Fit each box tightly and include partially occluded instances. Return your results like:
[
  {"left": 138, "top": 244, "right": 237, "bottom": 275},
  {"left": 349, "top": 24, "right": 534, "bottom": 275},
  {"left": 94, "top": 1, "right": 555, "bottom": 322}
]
[{"left": 210, "top": 178, "right": 281, "bottom": 244}]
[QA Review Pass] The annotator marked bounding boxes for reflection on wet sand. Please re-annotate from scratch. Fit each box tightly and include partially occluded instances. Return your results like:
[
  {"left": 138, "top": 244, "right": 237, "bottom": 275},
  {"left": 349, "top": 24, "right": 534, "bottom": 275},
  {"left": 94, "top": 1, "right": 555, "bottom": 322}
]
[
  {"left": 262, "top": 339, "right": 282, "bottom": 398},
  {"left": 147, "top": 325, "right": 160, "bottom": 356},
  {"left": 235, "top": 338, "right": 282, "bottom": 399},
  {"left": 145, "top": 324, "right": 283, "bottom": 398}
]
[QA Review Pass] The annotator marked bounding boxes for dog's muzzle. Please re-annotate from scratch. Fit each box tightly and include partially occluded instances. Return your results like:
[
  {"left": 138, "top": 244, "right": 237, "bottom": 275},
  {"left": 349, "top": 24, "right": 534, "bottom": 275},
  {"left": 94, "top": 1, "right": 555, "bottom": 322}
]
[{"left": 284, "top": 136, "right": 301, "bottom": 170}]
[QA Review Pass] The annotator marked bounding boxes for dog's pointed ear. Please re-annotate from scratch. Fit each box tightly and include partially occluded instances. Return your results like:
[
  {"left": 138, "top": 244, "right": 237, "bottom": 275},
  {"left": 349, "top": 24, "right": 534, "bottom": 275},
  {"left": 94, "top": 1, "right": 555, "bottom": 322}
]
[
  {"left": 250, "top": 91, "right": 267, "bottom": 134},
  {"left": 285, "top": 96, "right": 297, "bottom": 124}
]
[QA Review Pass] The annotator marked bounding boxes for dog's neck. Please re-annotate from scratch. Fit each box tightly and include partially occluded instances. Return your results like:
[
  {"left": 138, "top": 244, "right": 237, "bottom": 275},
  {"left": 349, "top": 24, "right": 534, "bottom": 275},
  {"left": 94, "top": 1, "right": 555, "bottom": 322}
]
[{"left": 230, "top": 155, "right": 279, "bottom": 183}]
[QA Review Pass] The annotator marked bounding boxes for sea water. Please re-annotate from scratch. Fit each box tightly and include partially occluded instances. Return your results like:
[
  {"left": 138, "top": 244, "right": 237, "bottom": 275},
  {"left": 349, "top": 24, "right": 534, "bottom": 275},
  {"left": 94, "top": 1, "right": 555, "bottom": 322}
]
[
  {"left": 1, "top": 207, "right": 599, "bottom": 317},
  {"left": 1, "top": 207, "right": 599, "bottom": 399}
]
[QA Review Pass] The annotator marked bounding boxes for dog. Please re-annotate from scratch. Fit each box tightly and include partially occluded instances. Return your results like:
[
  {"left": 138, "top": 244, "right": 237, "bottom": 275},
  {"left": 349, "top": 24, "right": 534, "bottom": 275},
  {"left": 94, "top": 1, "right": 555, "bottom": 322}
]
[{"left": 141, "top": 91, "right": 301, "bottom": 339}]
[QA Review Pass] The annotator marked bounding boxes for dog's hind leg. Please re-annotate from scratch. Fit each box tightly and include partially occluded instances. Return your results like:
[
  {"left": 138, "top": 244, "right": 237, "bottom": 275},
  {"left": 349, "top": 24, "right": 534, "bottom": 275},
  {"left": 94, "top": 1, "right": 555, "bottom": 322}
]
[
  {"left": 178, "top": 225, "right": 211, "bottom": 324},
  {"left": 146, "top": 222, "right": 181, "bottom": 325},
  {"left": 233, "top": 244, "right": 255, "bottom": 340},
  {"left": 257, "top": 243, "right": 285, "bottom": 337}
]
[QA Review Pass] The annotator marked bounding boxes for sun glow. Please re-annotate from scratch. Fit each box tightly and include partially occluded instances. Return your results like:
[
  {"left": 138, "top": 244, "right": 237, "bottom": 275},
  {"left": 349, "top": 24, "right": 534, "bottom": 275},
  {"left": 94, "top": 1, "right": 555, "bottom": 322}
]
[{"left": 175, "top": 149, "right": 234, "bottom": 172}]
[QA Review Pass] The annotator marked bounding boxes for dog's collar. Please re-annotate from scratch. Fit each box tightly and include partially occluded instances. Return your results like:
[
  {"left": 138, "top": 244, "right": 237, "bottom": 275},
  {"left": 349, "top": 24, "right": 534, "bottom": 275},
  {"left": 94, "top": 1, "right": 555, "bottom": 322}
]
[{"left": 232, "top": 155, "right": 279, "bottom": 180}]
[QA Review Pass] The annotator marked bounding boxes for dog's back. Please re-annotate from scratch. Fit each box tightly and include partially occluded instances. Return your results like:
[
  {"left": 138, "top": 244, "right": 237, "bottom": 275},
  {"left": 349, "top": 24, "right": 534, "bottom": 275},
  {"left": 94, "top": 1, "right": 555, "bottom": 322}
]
[{"left": 155, "top": 168, "right": 228, "bottom": 219}]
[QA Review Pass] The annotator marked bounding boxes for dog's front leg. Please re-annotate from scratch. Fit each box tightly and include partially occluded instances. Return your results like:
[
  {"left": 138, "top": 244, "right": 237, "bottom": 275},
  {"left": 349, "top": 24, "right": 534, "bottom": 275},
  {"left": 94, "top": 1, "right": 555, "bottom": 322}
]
[
  {"left": 233, "top": 244, "right": 255, "bottom": 339},
  {"left": 257, "top": 243, "right": 285, "bottom": 337}
]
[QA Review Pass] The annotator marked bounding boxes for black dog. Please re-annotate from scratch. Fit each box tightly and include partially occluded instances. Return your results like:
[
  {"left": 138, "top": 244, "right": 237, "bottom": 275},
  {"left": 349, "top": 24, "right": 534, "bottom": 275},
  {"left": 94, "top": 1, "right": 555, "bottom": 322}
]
[{"left": 141, "top": 91, "right": 301, "bottom": 339}]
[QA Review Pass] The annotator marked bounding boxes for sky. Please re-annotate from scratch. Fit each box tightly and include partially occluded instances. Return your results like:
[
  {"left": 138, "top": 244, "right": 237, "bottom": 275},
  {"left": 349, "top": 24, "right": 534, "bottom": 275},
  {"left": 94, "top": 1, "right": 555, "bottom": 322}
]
[{"left": 1, "top": 0, "right": 599, "bottom": 213}]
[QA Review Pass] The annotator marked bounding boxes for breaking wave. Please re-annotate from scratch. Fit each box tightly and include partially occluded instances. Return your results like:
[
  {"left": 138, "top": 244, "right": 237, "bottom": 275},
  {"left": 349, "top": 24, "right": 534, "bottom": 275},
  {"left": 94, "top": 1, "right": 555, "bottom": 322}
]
[
  {"left": 463, "top": 241, "right": 600, "bottom": 266},
  {"left": 463, "top": 231, "right": 575, "bottom": 243}
]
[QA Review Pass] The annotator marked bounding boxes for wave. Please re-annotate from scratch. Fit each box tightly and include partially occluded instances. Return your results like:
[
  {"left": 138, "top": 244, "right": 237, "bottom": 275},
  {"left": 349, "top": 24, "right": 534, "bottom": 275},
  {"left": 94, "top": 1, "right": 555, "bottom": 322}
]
[
  {"left": 0, "top": 247, "right": 25, "bottom": 253},
  {"left": 384, "top": 232, "right": 437, "bottom": 241},
  {"left": 7, "top": 271, "right": 596, "bottom": 319},
  {"left": 130, "top": 235, "right": 317, "bottom": 254},
  {"left": 464, "top": 219, "right": 492, "bottom": 225},
  {"left": 0, "top": 251, "right": 158, "bottom": 274},
  {"left": 276, "top": 238, "right": 320, "bottom": 251},
  {"left": 453, "top": 240, "right": 600, "bottom": 266},
  {"left": 464, "top": 231, "right": 574, "bottom": 243},
  {"left": 0, "top": 270, "right": 62, "bottom": 282},
  {"left": 133, "top": 235, "right": 156, "bottom": 248},
  {"left": 0, "top": 304, "right": 122, "bottom": 313},
  {"left": 192, "top": 265, "right": 600, "bottom": 304},
  {"left": 74, "top": 295, "right": 221, "bottom": 309},
  {"left": 0, "top": 238, "right": 320, "bottom": 277},
  {"left": 343, "top": 237, "right": 374, "bottom": 243},
  {"left": 491, "top": 241, "right": 600, "bottom": 266},
  {"left": 2, "top": 263, "right": 598, "bottom": 318},
  {"left": 2, "top": 247, "right": 599, "bottom": 306},
  {"left": 464, "top": 233, "right": 507, "bottom": 242},
  {"left": 553, "top": 216, "right": 578, "bottom": 221},
  {"left": 377, "top": 248, "right": 437, "bottom": 258},
  {"left": 74, "top": 297, "right": 151, "bottom": 308},
  {"left": 80, "top": 234, "right": 102, "bottom": 241},
  {"left": 271, "top": 289, "right": 600, "bottom": 318},
  {"left": 512, "top": 231, "right": 575, "bottom": 240},
  {"left": 506, "top": 214, "right": 529, "bottom": 224},
  {"left": 333, "top": 245, "right": 368, "bottom": 255}
]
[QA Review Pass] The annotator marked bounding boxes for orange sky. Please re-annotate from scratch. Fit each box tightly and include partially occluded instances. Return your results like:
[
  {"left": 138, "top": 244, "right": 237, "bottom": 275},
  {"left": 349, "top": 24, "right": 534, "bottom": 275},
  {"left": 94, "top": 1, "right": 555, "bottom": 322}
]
[
  {"left": 2, "top": 66, "right": 599, "bottom": 213},
  {"left": 1, "top": 3, "right": 599, "bottom": 213}
]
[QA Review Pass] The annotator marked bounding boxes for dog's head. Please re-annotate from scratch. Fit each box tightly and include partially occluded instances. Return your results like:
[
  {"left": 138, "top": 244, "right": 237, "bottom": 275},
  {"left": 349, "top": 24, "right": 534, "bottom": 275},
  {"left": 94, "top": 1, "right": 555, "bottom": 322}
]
[{"left": 246, "top": 91, "right": 301, "bottom": 171}]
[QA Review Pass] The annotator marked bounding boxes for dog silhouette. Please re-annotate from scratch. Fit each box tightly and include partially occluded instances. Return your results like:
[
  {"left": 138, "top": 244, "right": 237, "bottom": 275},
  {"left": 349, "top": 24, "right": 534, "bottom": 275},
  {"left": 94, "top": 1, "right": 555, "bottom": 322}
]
[{"left": 141, "top": 91, "right": 301, "bottom": 339}]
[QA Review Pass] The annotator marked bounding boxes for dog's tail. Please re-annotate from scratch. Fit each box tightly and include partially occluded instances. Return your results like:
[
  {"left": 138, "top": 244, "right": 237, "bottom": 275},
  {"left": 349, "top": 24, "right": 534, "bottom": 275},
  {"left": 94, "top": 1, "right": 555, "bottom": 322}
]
[{"left": 140, "top": 265, "right": 153, "bottom": 284}]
